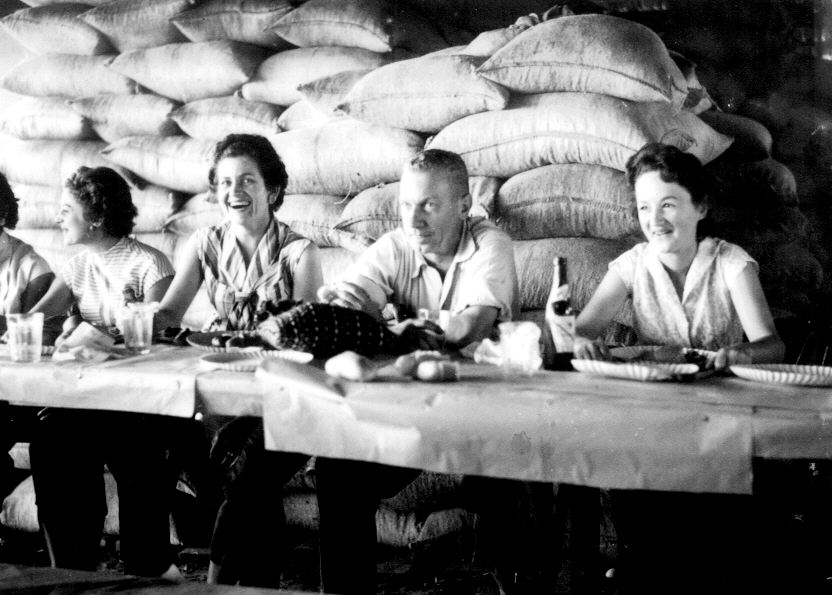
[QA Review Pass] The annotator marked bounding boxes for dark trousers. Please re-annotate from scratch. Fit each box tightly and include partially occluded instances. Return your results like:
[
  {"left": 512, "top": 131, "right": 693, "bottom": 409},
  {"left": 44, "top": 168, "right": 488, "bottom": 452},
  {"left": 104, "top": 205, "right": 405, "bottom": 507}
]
[
  {"left": 0, "top": 403, "right": 38, "bottom": 498},
  {"left": 315, "top": 457, "right": 556, "bottom": 595},
  {"left": 208, "top": 416, "right": 309, "bottom": 588},
  {"left": 30, "top": 409, "right": 174, "bottom": 577},
  {"left": 611, "top": 489, "right": 754, "bottom": 594}
]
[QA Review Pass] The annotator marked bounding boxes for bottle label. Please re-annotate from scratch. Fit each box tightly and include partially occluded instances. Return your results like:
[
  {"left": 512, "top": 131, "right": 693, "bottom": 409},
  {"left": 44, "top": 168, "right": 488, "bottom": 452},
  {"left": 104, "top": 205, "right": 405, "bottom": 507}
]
[
  {"left": 550, "top": 314, "right": 575, "bottom": 353},
  {"left": 553, "top": 283, "right": 569, "bottom": 303}
]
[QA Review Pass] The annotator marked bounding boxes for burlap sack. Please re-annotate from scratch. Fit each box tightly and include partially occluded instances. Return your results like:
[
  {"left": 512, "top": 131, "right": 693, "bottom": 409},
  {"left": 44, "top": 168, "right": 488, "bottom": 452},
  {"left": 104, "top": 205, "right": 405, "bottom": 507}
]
[
  {"left": 427, "top": 92, "right": 733, "bottom": 177},
  {"left": 698, "top": 110, "right": 773, "bottom": 161},
  {"left": 68, "top": 94, "right": 181, "bottom": 143},
  {"left": 102, "top": 136, "right": 215, "bottom": 194},
  {"left": 269, "top": 0, "right": 447, "bottom": 55},
  {"left": 669, "top": 50, "right": 714, "bottom": 115},
  {"left": 170, "top": 0, "right": 295, "bottom": 48},
  {"left": 277, "top": 100, "right": 345, "bottom": 131},
  {"left": 496, "top": 164, "right": 640, "bottom": 240},
  {"left": 0, "top": 139, "right": 133, "bottom": 186},
  {"left": 478, "top": 15, "right": 687, "bottom": 109},
  {"left": 513, "top": 236, "right": 638, "bottom": 317},
  {"left": 297, "top": 69, "right": 373, "bottom": 115},
  {"left": 337, "top": 54, "right": 510, "bottom": 133},
  {"left": 276, "top": 194, "right": 350, "bottom": 248},
  {"left": 240, "top": 46, "right": 394, "bottom": 107},
  {"left": 0, "top": 54, "right": 139, "bottom": 97},
  {"left": 270, "top": 120, "right": 424, "bottom": 196},
  {"left": 0, "top": 4, "right": 115, "bottom": 55},
  {"left": 335, "top": 176, "right": 502, "bottom": 242},
  {"left": 462, "top": 24, "right": 530, "bottom": 58},
  {"left": 13, "top": 183, "right": 62, "bottom": 229},
  {"left": 318, "top": 246, "right": 361, "bottom": 284},
  {"left": 0, "top": 97, "right": 95, "bottom": 140},
  {"left": 164, "top": 192, "right": 223, "bottom": 236},
  {"left": 171, "top": 97, "right": 283, "bottom": 140},
  {"left": 108, "top": 40, "right": 268, "bottom": 103},
  {"left": 79, "top": 0, "right": 191, "bottom": 52}
]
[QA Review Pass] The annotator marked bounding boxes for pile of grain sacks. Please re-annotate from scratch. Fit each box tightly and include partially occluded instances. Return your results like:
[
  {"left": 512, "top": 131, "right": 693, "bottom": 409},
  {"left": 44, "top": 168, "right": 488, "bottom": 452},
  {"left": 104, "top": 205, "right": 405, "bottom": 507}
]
[{"left": 0, "top": 0, "right": 812, "bottom": 330}]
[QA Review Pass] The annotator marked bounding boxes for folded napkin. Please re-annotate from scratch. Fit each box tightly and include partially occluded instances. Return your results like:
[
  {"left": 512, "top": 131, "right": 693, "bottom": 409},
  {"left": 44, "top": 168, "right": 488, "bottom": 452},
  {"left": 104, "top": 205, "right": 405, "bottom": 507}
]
[{"left": 52, "top": 322, "right": 122, "bottom": 363}]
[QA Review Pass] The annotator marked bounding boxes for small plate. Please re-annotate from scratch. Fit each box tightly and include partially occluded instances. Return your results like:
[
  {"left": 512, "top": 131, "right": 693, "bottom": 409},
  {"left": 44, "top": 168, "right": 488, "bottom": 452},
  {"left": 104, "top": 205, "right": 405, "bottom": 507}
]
[
  {"left": 200, "top": 350, "right": 313, "bottom": 373},
  {"left": 571, "top": 358, "right": 700, "bottom": 382},
  {"left": 187, "top": 331, "right": 264, "bottom": 353},
  {"left": 729, "top": 364, "right": 832, "bottom": 386}
]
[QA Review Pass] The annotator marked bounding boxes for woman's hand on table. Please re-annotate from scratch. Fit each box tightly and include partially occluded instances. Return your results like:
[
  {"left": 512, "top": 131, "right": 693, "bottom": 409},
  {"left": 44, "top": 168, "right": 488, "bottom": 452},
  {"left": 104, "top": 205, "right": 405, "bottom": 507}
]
[
  {"left": 713, "top": 344, "right": 754, "bottom": 371},
  {"left": 573, "top": 336, "right": 612, "bottom": 360}
]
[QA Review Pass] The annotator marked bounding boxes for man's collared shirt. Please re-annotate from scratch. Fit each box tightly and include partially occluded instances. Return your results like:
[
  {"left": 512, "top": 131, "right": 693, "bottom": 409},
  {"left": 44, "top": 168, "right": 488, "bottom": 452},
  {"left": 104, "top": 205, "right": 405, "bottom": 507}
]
[{"left": 344, "top": 217, "right": 519, "bottom": 322}]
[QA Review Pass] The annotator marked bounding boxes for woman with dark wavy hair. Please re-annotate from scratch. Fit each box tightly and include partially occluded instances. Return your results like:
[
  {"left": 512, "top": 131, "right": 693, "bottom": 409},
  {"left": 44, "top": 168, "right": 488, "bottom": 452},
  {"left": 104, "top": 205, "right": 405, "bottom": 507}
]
[
  {"left": 156, "top": 134, "right": 323, "bottom": 588},
  {"left": 27, "top": 166, "right": 179, "bottom": 580}
]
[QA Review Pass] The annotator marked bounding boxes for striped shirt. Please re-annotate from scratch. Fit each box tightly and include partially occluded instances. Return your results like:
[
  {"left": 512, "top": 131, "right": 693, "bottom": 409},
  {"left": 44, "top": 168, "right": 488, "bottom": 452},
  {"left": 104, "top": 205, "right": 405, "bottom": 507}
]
[
  {"left": 60, "top": 237, "right": 174, "bottom": 327},
  {"left": 195, "top": 219, "right": 312, "bottom": 331},
  {"left": 0, "top": 231, "right": 52, "bottom": 316}
]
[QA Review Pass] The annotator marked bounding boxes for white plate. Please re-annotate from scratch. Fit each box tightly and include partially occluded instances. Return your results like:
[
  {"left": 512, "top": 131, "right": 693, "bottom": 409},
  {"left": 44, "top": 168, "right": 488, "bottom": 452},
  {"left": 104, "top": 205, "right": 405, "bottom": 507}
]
[
  {"left": 729, "top": 364, "right": 832, "bottom": 386},
  {"left": 571, "top": 358, "right": 700, "bottom": 382},
  {"left": 609, "top": 345, "right": 716, "bottom": 367},
  {"left": 200, "top": 350, "right": 313, "bottom": 373}
]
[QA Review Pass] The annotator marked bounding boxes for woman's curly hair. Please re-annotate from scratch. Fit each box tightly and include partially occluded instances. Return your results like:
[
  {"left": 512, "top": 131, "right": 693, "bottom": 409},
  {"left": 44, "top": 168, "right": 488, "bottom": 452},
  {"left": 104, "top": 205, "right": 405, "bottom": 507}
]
[
  {"left": 208, "top": 134, "right": 288, "bottom": 211},
  {"left": 0, "top": 173, "right": 19, "bottom": 231},
  {"left": 64, "top": 167, "right": 137, "bottom": 238}
]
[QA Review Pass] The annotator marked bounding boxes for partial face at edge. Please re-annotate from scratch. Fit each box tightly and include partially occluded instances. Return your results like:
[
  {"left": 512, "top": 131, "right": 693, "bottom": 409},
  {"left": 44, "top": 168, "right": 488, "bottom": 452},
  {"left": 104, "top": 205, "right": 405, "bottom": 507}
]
[
  {"left": 635, "top": 170, "right": 706, "bottom": 256},
  {"left": 398, "top": 168, "right": 471, "bottom": 259}
]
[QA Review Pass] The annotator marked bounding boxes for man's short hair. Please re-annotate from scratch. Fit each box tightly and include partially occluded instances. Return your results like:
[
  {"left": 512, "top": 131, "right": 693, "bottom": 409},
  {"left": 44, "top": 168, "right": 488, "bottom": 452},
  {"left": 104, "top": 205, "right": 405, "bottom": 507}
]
[{"left": 404, "top": 149, "right": 469, "bottom": 197}]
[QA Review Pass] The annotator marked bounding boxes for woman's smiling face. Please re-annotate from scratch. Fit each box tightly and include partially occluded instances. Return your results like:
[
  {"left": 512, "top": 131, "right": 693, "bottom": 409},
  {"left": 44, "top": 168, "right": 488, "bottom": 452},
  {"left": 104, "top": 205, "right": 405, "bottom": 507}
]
[
  {"left": 57, "top": 190, "right": 90, "bottom": 246},
  {"left": 215, "top": 155, "right": 274, "bottom": 230},
  {"left": 635, "top": 170, "right": 707, "bottom": 255}
]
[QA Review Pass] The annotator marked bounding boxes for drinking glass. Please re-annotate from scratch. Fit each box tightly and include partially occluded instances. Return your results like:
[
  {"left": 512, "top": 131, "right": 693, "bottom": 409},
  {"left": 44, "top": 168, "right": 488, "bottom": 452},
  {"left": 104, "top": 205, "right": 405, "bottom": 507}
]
[
  {"left": 7, "top": 312, "right": 44, "bottom": 363},
  {"left": 498, "top": 321, "right": 543, "bottom": 375},
  {"left": 118, "top": 302, "right": 159, "bottom": 355}
]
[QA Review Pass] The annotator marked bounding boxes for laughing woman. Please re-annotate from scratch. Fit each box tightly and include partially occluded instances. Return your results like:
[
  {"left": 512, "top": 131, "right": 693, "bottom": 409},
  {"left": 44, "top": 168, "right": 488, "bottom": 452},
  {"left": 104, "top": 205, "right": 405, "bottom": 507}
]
[
  {"left": 155, "top": 134, "right": 323, "bottom": 588},
  {"left": 573, "top": 143, "right": 784, "bottom": 593},
  {"left": 27, "top": 166, "right": 178, "bottom": 579}
]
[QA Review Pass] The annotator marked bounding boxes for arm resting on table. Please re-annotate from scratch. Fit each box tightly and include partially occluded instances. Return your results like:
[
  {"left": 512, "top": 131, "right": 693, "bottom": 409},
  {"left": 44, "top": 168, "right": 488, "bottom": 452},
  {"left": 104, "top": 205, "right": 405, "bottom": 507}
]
[{"left": 574, "top": 269, "right": 629, "bottom": 360}]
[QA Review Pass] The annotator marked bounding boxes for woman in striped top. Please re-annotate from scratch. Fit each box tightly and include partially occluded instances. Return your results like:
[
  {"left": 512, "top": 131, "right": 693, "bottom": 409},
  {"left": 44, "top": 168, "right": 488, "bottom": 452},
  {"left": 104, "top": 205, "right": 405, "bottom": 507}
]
[
  {"left": 27, "top": 167, "right": 180, "bottom": 580},
  {"left": 156, "top": 134, "right": 323, "bottom": 588}
]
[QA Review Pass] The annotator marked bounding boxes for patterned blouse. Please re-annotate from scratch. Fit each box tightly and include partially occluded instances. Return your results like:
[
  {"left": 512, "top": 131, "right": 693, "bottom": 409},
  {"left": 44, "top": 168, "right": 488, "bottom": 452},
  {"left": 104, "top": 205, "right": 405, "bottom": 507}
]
[
  {"left": 195, "top": 219, "right": 311, "bottom": 331},
  {"left": 609, "top": 237, "right": 756, "bottom": 351}
]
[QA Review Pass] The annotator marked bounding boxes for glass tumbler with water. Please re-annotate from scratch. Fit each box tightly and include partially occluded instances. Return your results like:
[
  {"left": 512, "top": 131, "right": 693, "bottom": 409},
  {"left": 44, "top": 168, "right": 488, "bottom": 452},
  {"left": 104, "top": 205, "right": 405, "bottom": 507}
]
[
  {"left": 119, "top": 302, "right": 159, "bottom": 355},
  {"left": 7, "top": 312, "right": 44, "bottom": 363}
]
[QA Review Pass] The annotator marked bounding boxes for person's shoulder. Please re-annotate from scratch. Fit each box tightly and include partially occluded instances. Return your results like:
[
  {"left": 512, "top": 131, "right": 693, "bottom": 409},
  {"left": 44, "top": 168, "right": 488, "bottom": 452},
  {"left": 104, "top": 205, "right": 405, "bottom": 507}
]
[
  {"left": 708, "top": 237, "right": 754, "bottom": 262},
  {"left": 123, "top": 237, "right": 172, "bottom": 266},
  {"left": 469, "top": 216, "right": 511, "bottom": 247}
]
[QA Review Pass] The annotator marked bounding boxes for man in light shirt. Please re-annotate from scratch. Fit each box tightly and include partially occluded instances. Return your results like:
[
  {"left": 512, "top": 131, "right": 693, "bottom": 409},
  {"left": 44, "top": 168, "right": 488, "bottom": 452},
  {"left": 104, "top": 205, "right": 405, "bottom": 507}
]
[{"left": 316, "top": 150, "right": 551, "bottom": 594}]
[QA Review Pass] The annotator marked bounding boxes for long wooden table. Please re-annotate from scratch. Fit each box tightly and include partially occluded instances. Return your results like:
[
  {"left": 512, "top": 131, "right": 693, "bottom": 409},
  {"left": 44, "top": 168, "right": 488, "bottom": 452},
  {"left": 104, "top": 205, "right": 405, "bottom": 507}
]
[{"left": 2, "top": 346, "right": 832, "bottom": 495}]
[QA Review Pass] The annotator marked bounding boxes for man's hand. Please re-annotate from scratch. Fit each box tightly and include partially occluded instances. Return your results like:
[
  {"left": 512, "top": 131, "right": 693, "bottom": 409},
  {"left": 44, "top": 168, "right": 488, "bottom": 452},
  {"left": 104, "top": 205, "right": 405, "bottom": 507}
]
[
  {"left": 317, "top": 281, "right": 383, "bottom": 321},
  {"left": 391, "top": 318, "right": 445, "bottom": 351}
]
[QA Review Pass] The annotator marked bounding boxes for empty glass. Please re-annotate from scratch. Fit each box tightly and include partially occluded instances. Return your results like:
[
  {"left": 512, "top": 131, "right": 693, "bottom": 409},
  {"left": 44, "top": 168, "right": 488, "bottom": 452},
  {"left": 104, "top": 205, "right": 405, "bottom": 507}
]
[
  {"left": 7, "top": 312, "right": 44, "bottom": 363},
  {"left": 118, "top": 302, "right": 159, "bottom": 355}
]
